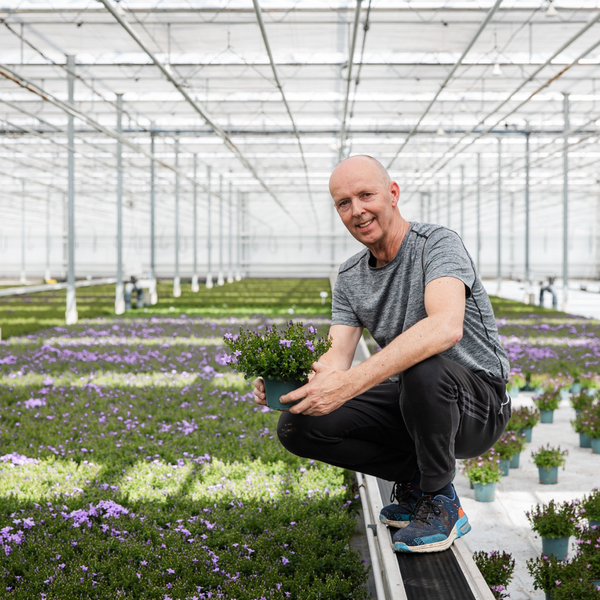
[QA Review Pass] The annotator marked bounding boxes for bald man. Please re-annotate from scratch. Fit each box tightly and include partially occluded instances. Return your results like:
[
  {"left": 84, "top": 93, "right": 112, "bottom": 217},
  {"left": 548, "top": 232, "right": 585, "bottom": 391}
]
[{"left": 253, "top": 155, "right": 510, "bottom": 553}]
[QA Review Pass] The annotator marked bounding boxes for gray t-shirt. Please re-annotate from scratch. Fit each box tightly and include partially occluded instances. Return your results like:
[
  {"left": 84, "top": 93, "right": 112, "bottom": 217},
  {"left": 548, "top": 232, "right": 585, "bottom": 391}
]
[{"left": 332, "top": 222, "right": 509, "bottom": 381}]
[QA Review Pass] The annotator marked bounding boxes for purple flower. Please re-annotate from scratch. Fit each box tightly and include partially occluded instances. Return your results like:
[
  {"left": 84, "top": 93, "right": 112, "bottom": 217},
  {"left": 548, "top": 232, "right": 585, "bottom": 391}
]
[
  {"left": 281, "top": 556, "right": 290, "bottom": 565},
  {"left": 279, "top": 340, "right": 292, "bottom": 348}
]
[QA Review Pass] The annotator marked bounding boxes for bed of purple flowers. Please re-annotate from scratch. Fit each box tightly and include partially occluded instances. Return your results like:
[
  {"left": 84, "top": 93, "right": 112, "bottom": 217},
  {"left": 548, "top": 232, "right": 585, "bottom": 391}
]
[{"left": 0, "top": 316, "right": 368, "bottom": 600}]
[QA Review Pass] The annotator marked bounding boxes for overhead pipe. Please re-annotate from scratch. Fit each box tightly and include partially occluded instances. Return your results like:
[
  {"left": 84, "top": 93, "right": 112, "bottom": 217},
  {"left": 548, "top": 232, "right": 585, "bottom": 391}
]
[
  {"left": 97, "top": 0, "right": 297, "bottom": 225},
  {"left": 387, "top": 0, "right": 504, "bottom": 169}
]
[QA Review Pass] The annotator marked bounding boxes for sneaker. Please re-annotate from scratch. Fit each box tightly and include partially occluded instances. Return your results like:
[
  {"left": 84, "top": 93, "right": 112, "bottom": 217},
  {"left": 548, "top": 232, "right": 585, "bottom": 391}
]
[
  {"left": 391, "top": 485, "right": 471, "bottom": 553},
  {"left": 379, "top": 478, "right": 422, "bottom": 528}
]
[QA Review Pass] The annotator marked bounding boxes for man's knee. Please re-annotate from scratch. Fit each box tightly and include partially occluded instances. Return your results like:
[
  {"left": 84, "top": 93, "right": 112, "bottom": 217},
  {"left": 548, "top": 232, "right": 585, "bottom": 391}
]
[
  {"left": 402, "top": 354, "right": 446, "bottom": 396},
  {"left": 276, "top": 412, "right": 307, "bottom": 457}
]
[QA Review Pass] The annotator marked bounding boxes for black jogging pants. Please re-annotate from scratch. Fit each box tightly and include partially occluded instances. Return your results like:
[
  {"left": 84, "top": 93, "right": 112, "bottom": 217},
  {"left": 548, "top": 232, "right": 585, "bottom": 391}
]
[{"left": 277, "top": 354, "right": 511, "bottom": 492}]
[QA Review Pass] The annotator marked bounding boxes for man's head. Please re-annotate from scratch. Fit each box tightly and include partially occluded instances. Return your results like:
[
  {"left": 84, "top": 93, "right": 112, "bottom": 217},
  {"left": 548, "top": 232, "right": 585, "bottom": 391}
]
[{"left": 329, "top": 155, "right": 402, "bottom": 251}]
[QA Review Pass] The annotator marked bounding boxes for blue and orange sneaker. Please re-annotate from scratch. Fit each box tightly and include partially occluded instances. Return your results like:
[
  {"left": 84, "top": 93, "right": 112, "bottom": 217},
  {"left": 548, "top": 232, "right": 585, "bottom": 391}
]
[
  {"left": 391, "top": 485, "right": 471, "bottom": 553},
  {"left": 379, "top": 476, "right": 422, "bottom": 528}
]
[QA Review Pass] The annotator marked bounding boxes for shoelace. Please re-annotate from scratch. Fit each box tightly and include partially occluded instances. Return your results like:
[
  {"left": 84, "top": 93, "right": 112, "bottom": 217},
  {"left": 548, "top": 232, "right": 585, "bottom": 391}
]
[
  {"left": 409, "top": 496, "right": 441, "bottom": 525},
  {"left": 389, "top": 482, "right": 412, "bottom": 505}
]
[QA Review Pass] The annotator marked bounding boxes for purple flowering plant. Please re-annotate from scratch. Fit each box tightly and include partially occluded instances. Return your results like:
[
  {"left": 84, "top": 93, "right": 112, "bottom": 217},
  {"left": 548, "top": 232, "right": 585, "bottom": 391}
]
[
  {"left": 505, "top": 406, "right": 540, "bottom": 432},
  {"left": 526, "top": 499, "right": 579, "bottom": 539},
  {"left": 577, "top": 404, "right": 600, "bottom": 440},
  {"left": 531, "top": 443, "right": 568, "bottom": 469},
  {"left": 580, "top": 488, "right": 600, "bottom": 523},
  {"left": 223, "top": 321, "right": 332, "bottom": 382},
  {"left": 493, "top": 432, "right": 527, "bottom": 461},
  {"left": 527, "top": 554, "right": 599, "bottom": 599},
  {"left": 472, "top": 550, "right": 515, "bottom": 600},
  {"left": 461, "top": 450, "right": 502, "bottom": 485},
  {"left": 571, "top": 391, "right": 595, "bottom": 412},
  {"left": 532, "top": 388, "right": 562, "bottom": 412}
]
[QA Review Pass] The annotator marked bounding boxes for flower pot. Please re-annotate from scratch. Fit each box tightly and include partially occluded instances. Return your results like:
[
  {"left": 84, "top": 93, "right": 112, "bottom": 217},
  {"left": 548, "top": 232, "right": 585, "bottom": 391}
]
[
  {"left": 591, "top": 579, "right": 600, "bottom": 591},
  {"left": 570, "top": 382, "right": 582, "bottom": 394},
  {"left": 534, "top": 386, "right": 543, "bottom": 395},
  {"left": 469, "top": 480, "right": 474, "bottom": 490},
  {"left": 499, "top": 459, "right": 510, "bottom": 476},
  {"left": 473, "top": 482, "right": 496, "bottom": 502},
  {"left": 509, "top": 453, "right": 520, "bottom": 469},
  {"left": 509, "top": 386, "right": 520, "bottom": 398},
  {"left": 560, "top": 388, "right": 570, "bottom": 400},
  {"left": 538, "top": 466, "right": 559, "bottom": 485},
  {"left": 580, "top": 433, "right": 592, "bottom": 448},
  {"left": 590, "top": 519, "right": 600, "bottom": 527},
  {"left": 541, "top": 536, "right": 569, "bottom": 561},
  {"left": 545, "top": 594, "right": 553, "bottom": 600},
  {"left": 540, "top": 410, "right": 554, "bottom": 424},
  {"left": 591, "top": 438, "right": 600, "bottom": 454},
  {"left": 262, "top": 378, "right": 304, "bottom": 411},
  {"left": 520, "top": 427, "right": 533, "bottom": 443}
]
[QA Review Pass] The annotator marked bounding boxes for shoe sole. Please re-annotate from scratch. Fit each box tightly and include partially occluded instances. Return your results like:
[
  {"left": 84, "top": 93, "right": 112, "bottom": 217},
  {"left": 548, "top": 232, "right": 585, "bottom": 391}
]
[
  {"left": 379, "top": 515, "right": 410, "bottom": 528},
  {"left": 392, "top": 515, "right": 471, "bottom": 553}
]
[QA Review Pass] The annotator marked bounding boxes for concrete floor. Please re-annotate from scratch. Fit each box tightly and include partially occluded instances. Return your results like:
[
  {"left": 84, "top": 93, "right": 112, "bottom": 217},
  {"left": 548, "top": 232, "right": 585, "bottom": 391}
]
[{"left": 456, "top": 392, "right": 600, "bottom": 600}]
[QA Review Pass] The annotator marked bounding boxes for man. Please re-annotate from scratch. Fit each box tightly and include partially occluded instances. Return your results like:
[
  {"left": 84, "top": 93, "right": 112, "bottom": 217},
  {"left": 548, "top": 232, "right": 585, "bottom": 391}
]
[{"left": 253, "top": 155, "right": 510, "bottom": 553}]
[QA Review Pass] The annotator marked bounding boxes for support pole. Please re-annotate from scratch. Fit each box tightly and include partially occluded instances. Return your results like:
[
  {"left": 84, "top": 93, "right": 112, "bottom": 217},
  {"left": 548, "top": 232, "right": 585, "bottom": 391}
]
[
  {"left": 65, "top": 54, "right": 78, "bottom": 325},
  {"left": 446, "top": 173, "right": 451, "bottom": 229},
  {"left": 436, "top": 181, "right": 440, "bottom": 223},
  {"left": 45, "top": 188, "right": 51, "bottom": 282},
  {"left": 236, "top": 190, "right": 242, "bottom": 281},
  {"left": 149, "top": 131, "right": 158, "bottom": 304},
  {"left": 420, "top": 192, "right": 425, "bottom": 222},
  {"left": 524, "top": 132, "right": 531, "bottom": 303},
  {"left": 206, "top": 165, "right": 213, "bottom": 288},
  {"left": 115, "top": 93, "right": 125, "bottom": 314},
  {"left": 227, "top": 181, "right": 233, "bottom": 283},
  {"left": 562, "top": 93, "right": 569, "bottom": 311},
  {"left": 173, "top": 138, "right": 181, "bottom": 298},
  {"left": 191, "top": 153, "right": 199, "bottom": 292},
  {"left": 20, "top": 180, "right": 26, "bottom": 284},
  {"left": 460, "top": 164, "right": 465, "bottom": 238},
  {"left": 496, "top": 138, "right": 502, "bottom": 296},
  {"left": 477, "top": 153, "right": 481, "bottom": 274},
  {"left": 217, "top": 174, "right": 224, "bottom": 286}
]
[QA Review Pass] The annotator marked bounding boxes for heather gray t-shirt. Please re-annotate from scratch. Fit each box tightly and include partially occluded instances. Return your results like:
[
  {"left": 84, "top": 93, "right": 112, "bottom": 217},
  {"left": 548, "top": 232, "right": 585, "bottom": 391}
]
[{"left": 332, "top": 222, "right": 509, "bottom": 381}]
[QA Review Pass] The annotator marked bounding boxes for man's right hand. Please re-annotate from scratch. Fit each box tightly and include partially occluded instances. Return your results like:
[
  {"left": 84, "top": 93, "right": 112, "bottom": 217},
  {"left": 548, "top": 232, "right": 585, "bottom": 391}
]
[{"left": 253, "top": 377, "right": 267, "bottom": 406}]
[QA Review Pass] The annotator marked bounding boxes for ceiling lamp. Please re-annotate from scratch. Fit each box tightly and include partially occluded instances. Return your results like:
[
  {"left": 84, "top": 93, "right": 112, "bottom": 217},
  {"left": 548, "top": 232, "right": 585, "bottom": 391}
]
[
  {"left": 492, "top": 62, "right": 503, "bottom": 76},
  {"left": 545, "top": 1, "right": 558, "bottom": 17},
  {"left": 436, "top": 125, "right": 445, "bottom": 136},
  {"left": 115, "top": 0, "right": 126, "bottom": 16}
]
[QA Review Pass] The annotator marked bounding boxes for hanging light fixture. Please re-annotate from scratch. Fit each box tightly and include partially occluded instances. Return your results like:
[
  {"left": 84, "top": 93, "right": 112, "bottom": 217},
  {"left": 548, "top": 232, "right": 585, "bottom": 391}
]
[
  {"left": 436, "top": 125, "right": 445, "bottom": 136},
  {"left": 492, "top": 62, "right": 503, "bottom": 76},
  {"left": 545, "top": 1, "right": 558, "bottom": 17},
  {"left": 114, "top": 0, "right": 126, "bottom": 17}
]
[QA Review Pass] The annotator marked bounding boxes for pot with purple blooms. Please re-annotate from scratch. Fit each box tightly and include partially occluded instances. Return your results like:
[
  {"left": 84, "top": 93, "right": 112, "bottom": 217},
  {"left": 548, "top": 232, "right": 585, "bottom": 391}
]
[
  {"left": 223, "top": 321, "right": 331, "bottom": 411},
  {"left": 580, "top": 488, "right": 600, "bottom": 528},
  {"left": 579, "top": 404, "right": 600, "bottom": 454},
  {"left": 472, "top": 550, "right": 515, "bottom": 599},
  {"left": 526, "top": 499, "right": 579, "bottom": 561},
  {"left": 493, "top": 432, "right": 527, "bottom": 473},
  {"left": 462, "top": 450, "right": 502, "bottom": 502},
  {"left": 505, "top": 406, "right": 540, "bottom": 443},
  {"left": 531, "top": 444, "right": 567, "bottom": 485},
  {"left": 533, "top": 388, "right": 561, "bottom": 424}
]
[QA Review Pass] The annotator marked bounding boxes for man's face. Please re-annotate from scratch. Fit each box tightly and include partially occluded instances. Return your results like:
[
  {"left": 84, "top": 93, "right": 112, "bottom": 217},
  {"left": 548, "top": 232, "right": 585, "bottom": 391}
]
[{"left": 329, "top": 158, "right": 399, "bottom": 247}]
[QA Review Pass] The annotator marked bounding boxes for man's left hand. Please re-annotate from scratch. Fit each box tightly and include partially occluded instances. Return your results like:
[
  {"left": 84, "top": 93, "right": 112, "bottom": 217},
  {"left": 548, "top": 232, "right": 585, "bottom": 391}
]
[{"left": 280, "top": 362, "right": 351, "bottom": 416}]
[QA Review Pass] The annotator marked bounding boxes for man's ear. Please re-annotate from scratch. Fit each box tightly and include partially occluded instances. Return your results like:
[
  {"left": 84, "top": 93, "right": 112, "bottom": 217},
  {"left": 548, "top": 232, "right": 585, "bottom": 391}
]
[{"left": 390, "top": 181, "right": 400, "bottom": 207}]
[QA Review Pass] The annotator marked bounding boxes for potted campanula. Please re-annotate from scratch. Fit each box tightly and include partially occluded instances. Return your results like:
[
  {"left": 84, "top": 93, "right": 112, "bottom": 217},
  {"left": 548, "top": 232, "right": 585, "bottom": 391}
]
[
  {"left": 472, "top": 550, "right": 515, "bottom": 599},
  {"left": 462, "top": 450, "right": 502, "bottom": 502},
  {"left": 579, "top": 405, "right": 600, "bottom": 454},
  {"left": 580, "top": 488, "right": 600, "bottom": 527},
  {"left": 526, "top": 499, "right": 579, "bottom": 561},
  {"left": 531, "top": 444, "right": 568, "bottom": 485},
  {"left": 493, "top": 431, "right": 527, "bottom": 473},
  {"left": 223, "top": 321, "right": 331, "bottom": 410},
  {"left": 506, "top": 406, "right": 540, "bottom": 443},
  {"left": 533, "top": 387, "right": 562, "bottom": 424}
]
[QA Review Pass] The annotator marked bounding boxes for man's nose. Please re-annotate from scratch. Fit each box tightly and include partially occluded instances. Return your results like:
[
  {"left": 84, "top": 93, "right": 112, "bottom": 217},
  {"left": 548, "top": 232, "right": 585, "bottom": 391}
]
[{"left": 351, "top": 199, "right": 364, "bottom": 217}]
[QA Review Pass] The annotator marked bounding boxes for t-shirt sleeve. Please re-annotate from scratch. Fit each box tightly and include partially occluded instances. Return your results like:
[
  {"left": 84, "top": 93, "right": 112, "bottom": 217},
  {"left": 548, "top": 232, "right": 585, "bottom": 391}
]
[
  {"left": 423, "top": 229, "right": 475, "bottom": 296},
  {"left": 331, "top": 277, "right": 363, "bottom": 327}
]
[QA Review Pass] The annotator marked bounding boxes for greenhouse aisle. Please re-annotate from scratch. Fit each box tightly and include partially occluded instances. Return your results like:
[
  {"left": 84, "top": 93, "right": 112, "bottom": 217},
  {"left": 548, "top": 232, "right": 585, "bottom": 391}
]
[{"left": 456, "top": 391, "right": 599, "bottom": 600}]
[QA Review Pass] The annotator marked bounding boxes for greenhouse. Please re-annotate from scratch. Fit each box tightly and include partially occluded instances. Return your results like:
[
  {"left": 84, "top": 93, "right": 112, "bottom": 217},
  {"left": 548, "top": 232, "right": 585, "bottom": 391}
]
[{"left": 1, "top": 1, "right": 600, "bottom": 599}]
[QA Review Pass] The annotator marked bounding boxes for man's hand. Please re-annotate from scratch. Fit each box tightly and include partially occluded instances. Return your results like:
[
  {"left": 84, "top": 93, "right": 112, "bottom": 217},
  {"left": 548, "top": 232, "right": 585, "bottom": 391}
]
[
  {"left": 253, "top": 377, "right": 267, "bottom": 406},
  {"left": 280, "top": 362, "right": 352, "bottom": 416}
]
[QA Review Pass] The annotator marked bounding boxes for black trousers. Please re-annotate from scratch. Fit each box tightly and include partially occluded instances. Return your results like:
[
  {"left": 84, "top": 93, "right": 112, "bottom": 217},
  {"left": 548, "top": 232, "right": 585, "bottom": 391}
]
[{"left": 277, "top": 354, "right": 511, "bottom": 492}]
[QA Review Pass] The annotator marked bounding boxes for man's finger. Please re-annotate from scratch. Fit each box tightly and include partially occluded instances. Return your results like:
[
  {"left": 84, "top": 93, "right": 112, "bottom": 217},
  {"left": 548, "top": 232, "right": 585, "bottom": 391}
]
[
  {"left": 279, "top": 382, "right": 310, "bottom": 404},
  {"left": 288, "top": 397, "right": 313, "bottom": 415}
]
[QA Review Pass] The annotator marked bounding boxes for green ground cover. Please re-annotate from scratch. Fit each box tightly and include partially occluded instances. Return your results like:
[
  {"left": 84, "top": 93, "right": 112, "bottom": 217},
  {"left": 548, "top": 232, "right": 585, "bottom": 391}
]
[
  {"left": 0, "top": 279, "right": 332, "bottom": 340},
  {"left": 0, "top": 310, "right": 367, "bottom": 599}
]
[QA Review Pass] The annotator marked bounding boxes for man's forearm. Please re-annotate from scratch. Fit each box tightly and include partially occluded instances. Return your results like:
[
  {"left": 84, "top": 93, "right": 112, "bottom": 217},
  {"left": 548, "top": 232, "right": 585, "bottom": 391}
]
[{"left": 341, "top": 315, "right": 462, "bottom": 399}]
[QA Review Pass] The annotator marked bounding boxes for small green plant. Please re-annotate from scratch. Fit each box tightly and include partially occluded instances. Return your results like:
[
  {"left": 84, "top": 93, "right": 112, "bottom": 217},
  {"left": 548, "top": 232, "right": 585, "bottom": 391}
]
[
  {"left": 533, "top": 388, "right": 561, "bottom": 412},
  {"left": 508, "top": 372, "right": 526, "bottom": 390},
  {"left": 531, "top": 444, "right": 568, "bottom": 469},
  {"left": 528, "top": 555, "right": 598, "bottom": 599},
  {"left": 493, "top": 432, "right": 527, "bottom": 460},
  {"left": 526, "top": 554, "right": 565, "bottom": 595},
  {"left": 578, "top": 406, "right": 600, "bottom": 440},
  {"left": 570, "top": 391, "right": 594, "bottom": 412},
  {"left": 472, "top": 550, "right": 515, "bottom": 599},
  {"left": 223, "top": 321, "right": 332, "bottom": 381},
  {"left": 573, "top": 523, "right": 600, "bottom": 580},
  {"left": 526, "top": 499, "right": 579, "bottom": 539},
  {"left": 505, "top": 406, "right": 539, "bottom": 432},
  {"left": 461, "top": 450, "right": 502, "bottom": 485},
  {"left": 580, "top": 488, "right": 600, "bottom": 522}
]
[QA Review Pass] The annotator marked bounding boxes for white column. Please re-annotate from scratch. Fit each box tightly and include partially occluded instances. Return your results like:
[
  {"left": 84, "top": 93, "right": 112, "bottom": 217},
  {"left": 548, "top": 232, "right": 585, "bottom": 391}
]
[
  {"left": 496, "top": 138, "right": 502, "bottom": 296},
  {"left": 173, "top": 138, "right": 181, "bottom": 298},
  {"left": 477, "top": 153, "right": 481, "bottom": 274},
  {"left": 227, "top": 181, "right": 233, "bottom": 283},
  {"left": 149, "top": 132, "right": 158, "bottom": 304},
  {"left": 562, "top": 94, "right": 569, "bottom": 312},
  {"left": 191, "top": 153, "right": 199, "bottom": 292},
  {"left": 45, "top": 188, "right": 51, "bottom": 281},
  {"left": 217, "top": 174, "right": 224, "bottom": 286},
  {"left": 115, "top": 93, "right": 125, "bottom": 314},
  {"left": 206, "top": 165, "right": 213, "bottom": 288},
  {"left": 65, "top": 54, "right": 78, "bottom": 325},
  {"left": 20, "top": 180, "right": 26, "bottom": 284},
  {"left": 236, "top": 190, "right": 242, "bottom": 281}
]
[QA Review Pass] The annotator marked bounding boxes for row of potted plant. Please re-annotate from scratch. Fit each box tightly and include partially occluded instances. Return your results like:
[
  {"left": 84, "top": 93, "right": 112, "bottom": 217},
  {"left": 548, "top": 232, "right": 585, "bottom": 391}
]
[
  {"left": 571, "top": 392, "right": 600, "bottom": 454},
  {"left": 508, "top": 371, "right": 600, "bottom": 398}
]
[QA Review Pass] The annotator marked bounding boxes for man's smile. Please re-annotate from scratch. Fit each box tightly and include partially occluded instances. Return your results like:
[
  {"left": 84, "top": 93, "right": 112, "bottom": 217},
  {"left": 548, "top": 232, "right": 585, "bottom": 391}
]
[{"left": 357, "top": 218, "right": 374, "bottom": 230}]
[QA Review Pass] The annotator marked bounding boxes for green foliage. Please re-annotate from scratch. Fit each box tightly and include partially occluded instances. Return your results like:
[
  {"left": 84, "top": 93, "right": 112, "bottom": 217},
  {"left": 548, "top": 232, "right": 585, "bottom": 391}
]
[
  {"left": 472, "top": 550, "right": 515, "bottom": 600},
  {"left": 527, "top": 555, "right": 599, "bottom": 598},
  {"left": 461, "top": 451, "right": 502, "bottom": 485},
  {"left": 531, "top": 444, "right": 568, "bottom": 468},
  {"left": 580, "top": 487, "right": 600, "bottom": 522},
  {"left": 223, "top": 321, "right": 332, "bottom": 381},
  {"left": 578, "top": 404, "right": 600, "bottom": 439},
  {"left": 573, "top": 523, "right": 600, "bottom": 579},
  {"left": 493, "top": 432, "right": 527, "bottom": 460},
  {"left": 571, "top": 391, "right": 595, "bottom": 412},
  {"left": 505, "top": 406, "right": 540, "bottom": 431},
  {"left": 508, "top": 372, "right": 526, "bottom": 389},
  {"left": 526, "top": 499, "right": 579, "bottom": 539},
  {"left": 533, "top": 388, "right": 561, "bottom": 412}
]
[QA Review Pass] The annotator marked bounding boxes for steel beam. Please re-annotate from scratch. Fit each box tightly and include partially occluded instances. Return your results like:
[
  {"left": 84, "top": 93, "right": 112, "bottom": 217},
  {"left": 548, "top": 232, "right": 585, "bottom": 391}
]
[
  {"left": 192, "top": 153, "right": 200, "bottom": 292},
  {"left": 98, "top": 0, "right": 296, "bottom": 224},
  {"left": 173, "top": 139, "right": 181, "bottom": 298},
  {"left": 447, "top": 173, "right": 451, "bottom": 229},
  {"left": 228, "top": 182, "right": 234, "bottom": 284},
  {"left": 460, "top": 165, "right": 465, "bottom": 238},
  {"left": 150, "top": 132, "right": 158, "bottom": 304},
  {"left": 497, "top": 138, "right": 502, "bottom": 296},
  {"left": 20, "top": 181, "right": 26, "bottom": 284},
  {"left": 524, "top": 132, "right": 531, "bottom": 303},
  {"left": 45, "top": 188, "right": 51, "bottom": 282},
  {"left": 206, "top": 166, "right": 213, "bottom": 289},
  {"left": 338, "top": 0, "right": 363, "bottom": 163},
  {"left": 563, "top": 94, "right": 570, "bottom": 312},
  {"left": 218, "top": 175, "right": 225, "bottom": 286},
  {"left": 65, "top": 55, "right": 78, "bottom": 325},
  {"left": 477, "top": 153, "right": 481, "bottom": 274},
  {"left": 115, "top": 93, "right": 125, "bottom": 315}
]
